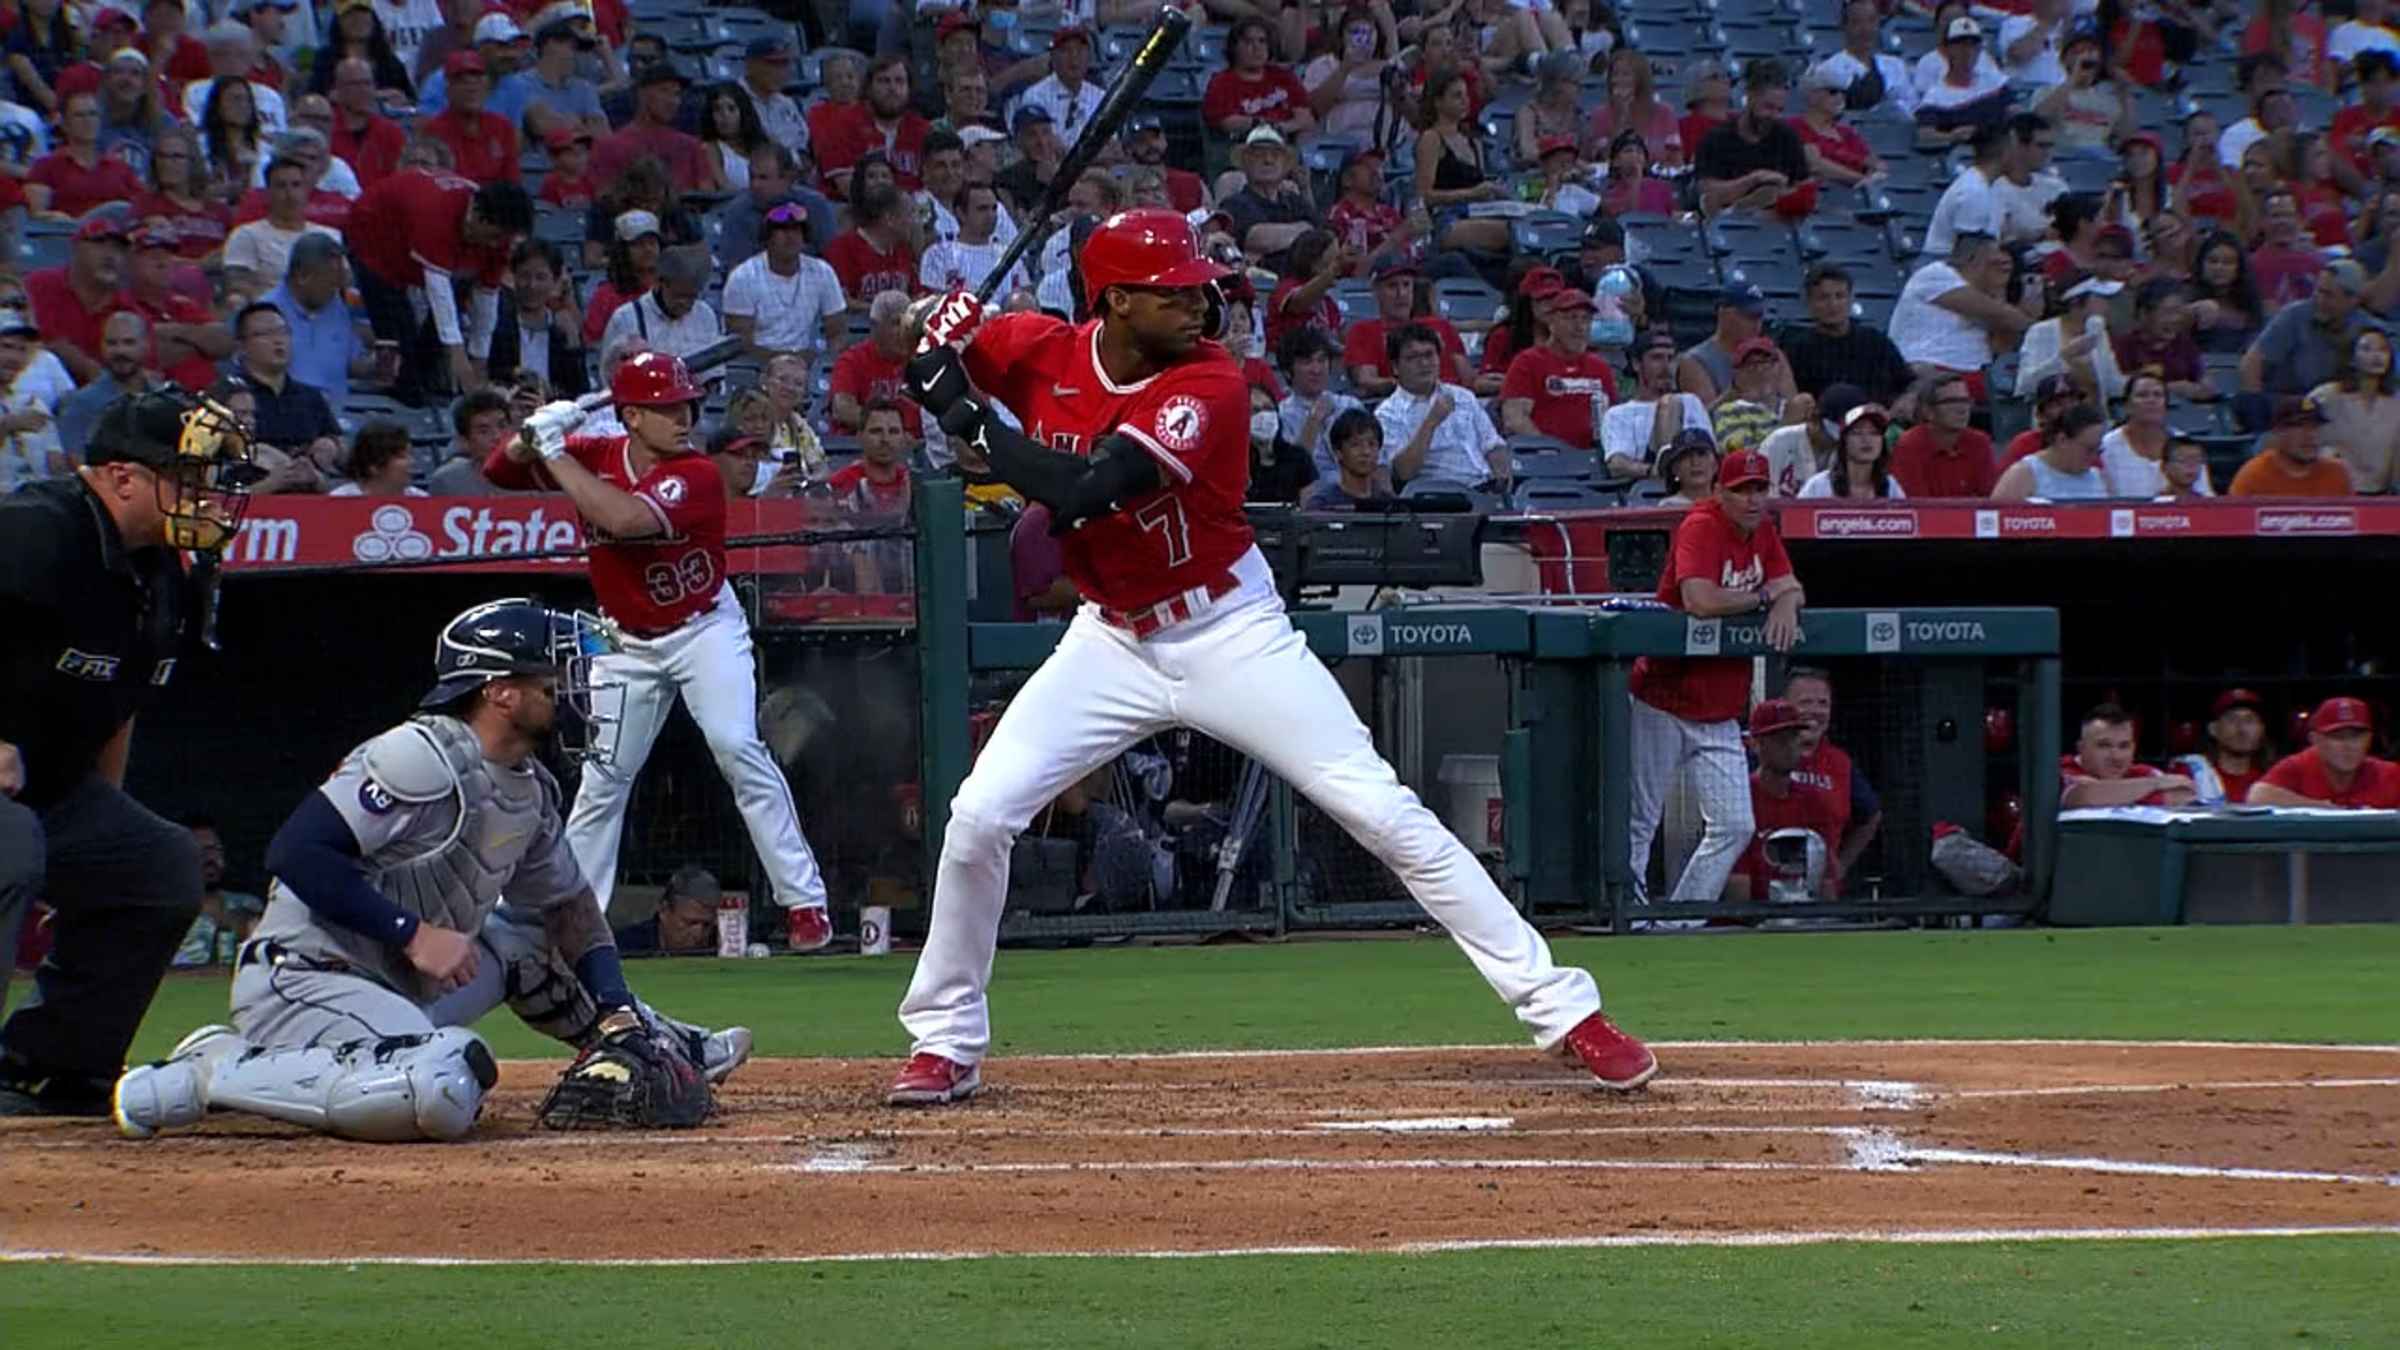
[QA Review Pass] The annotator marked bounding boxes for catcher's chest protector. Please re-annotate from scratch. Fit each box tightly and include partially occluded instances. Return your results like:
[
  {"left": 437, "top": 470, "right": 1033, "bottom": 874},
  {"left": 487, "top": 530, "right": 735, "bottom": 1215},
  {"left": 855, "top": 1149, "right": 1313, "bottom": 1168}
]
[{"left": 362, "top": 714, "right": 561, "bottom": 933}]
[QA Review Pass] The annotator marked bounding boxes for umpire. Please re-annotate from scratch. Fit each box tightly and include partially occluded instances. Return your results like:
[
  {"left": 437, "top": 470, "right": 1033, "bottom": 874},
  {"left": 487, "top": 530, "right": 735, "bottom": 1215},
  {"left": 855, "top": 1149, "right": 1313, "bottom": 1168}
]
[{"left": 0, "top": 389, "right": 259, "bottom": 1117}]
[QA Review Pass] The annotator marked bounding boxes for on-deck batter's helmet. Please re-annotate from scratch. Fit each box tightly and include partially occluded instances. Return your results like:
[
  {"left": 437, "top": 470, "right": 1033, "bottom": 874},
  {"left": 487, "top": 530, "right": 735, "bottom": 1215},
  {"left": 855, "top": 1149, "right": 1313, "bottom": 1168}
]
[
  {"left": 610, "top": 349, "right": 705, "bottom": 408},
  {"left": 421, "top": 598, "right": 621, "bottom": 762},
  {"left": 1079, "top": 208, "right": 1232, "bottom": 299}
]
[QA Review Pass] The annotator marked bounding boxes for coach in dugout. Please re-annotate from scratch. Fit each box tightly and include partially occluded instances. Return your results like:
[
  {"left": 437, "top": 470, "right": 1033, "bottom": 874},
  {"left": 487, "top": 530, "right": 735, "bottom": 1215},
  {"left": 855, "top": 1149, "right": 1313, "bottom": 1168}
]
[
  {"left": 1624, "top": 448, "right": 1806, "bottom": 909},
  {"left": 0, "top": 390, "right": 260, "bottom": 1118}
]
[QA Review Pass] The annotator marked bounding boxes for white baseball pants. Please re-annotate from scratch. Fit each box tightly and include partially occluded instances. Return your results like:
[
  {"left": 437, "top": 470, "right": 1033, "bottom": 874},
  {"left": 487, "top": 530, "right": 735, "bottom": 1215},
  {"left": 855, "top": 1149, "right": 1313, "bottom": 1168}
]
[
  {"left": 1626, "top": 696, "right": 1753, "bottom": 904},
  {"left": 899, "top": 554, "right": 1602, "bottom": 1065},
  {"left": 568, "top": 585, "right": 827, "bottom": 914}
]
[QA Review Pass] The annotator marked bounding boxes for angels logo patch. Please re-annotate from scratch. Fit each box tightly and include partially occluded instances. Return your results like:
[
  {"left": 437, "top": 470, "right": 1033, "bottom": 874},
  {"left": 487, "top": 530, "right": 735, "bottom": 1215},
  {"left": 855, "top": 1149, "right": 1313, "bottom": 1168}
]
[
  {"left": 655, "top": 476, "right": 686, "bottom": 506},
  {"left": 1153, "top": 395, "right": 1208, "bottom": 454}
]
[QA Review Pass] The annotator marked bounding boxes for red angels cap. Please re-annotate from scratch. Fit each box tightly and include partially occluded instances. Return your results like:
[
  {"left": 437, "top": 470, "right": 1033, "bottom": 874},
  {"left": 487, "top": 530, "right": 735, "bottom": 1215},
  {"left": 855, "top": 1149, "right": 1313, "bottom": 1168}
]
[
  {"left": 1549, "top": 286, "right": 1597, "bottom": 313},
  {"left": 1536, "top": 134, "right": 1579, "bottom": 159},
  {"left": 1518, "top": 265, "right": 1565, "bottom": 300},
  {"left": 936, "top": 11, "right": 974, "bottom": 40},
  {"left": 2211, "top": 688, "right": 2263, "bottom": 718},
  {"left": 2311, "top": 697, "right": 2373, "bottom": 734},
  {"left": 1748, "top": 699, "right": 1807, "bottom": 737},
  {"left": 1717, "top": 448, "right": 1771, "bottom": 488},
  {"left": 1734, "top": 335, "right": 1780, "bottom": 364}
]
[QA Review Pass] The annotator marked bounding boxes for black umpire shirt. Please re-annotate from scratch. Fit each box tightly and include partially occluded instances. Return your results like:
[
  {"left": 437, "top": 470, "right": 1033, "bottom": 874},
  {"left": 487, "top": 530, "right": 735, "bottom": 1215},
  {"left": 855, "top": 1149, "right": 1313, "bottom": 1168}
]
[{"left": 0, "top": 479, "right": 192, "bottom": 811}]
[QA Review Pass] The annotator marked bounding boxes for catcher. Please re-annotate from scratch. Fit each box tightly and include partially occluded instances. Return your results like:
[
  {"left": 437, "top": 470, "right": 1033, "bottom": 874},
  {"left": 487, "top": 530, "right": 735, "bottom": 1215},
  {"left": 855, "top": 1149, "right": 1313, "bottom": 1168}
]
[{"left": 112, "top": 598, "right": 745, "bottom": 1141}]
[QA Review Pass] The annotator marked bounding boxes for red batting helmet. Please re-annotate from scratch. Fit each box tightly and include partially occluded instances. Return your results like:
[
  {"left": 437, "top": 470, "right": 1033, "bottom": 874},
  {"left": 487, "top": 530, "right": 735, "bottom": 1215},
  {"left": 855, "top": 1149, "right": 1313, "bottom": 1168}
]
[
  {"left": 1079, "top": 208, "right": 1231, "bottom": 298},
  {"left": 611, "top": 350, "right": 704, "bottom": 407}
]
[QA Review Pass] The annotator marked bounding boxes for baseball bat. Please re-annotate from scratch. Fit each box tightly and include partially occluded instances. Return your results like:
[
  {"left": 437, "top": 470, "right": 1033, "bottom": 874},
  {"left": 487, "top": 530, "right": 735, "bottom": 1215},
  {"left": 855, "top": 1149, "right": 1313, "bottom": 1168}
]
[{"left": 971, "top": 5, "right": 1194, "bottom": 305}]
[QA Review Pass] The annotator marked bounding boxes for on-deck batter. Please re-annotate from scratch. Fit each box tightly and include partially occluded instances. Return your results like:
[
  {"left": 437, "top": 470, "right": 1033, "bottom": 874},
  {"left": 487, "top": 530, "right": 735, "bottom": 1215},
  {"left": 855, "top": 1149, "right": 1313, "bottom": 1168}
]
[
  {"left": 885, "top": 208, "right": 1657, "bottom": 1106},
  {"left": 1625, "top": 447, "right": 1806, "bottom": 906},
  {"left": 484, "top": 352, "right": 834, "bottom": 952}
]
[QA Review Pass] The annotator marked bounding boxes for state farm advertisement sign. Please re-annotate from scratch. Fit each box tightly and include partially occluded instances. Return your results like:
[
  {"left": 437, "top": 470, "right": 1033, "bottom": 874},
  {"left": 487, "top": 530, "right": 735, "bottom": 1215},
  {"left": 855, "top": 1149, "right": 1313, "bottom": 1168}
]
[{"left": 218, "top": 497, "right": 822, "bottom": 573}]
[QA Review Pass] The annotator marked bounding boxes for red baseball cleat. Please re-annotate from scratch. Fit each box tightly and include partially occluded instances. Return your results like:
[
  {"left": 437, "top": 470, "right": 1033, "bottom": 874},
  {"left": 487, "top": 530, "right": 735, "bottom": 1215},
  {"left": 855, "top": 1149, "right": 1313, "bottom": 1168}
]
[
  {"left": 1561, "top": 1011, "right": 1659, "bottom": 1091},
  {"left": 787, "top": 905, "right": 832, "bottom": 952},
  {"left": 887, "top": 1053, "right": 982, "bottom": 1107}
]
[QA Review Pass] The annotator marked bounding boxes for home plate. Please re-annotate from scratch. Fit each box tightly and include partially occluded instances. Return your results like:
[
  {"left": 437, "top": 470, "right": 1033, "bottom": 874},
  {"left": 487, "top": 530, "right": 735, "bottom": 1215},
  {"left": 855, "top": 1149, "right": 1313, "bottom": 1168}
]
[{"left": 1309, "top": 1116, "right": 1517, "bottom": 1133}]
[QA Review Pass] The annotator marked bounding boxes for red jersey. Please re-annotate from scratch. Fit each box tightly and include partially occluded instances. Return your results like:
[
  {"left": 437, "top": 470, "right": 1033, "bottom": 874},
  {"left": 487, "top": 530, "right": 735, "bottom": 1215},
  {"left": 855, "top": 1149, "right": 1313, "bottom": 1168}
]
[
  {"left": 130, "top": 191, "right": 230, "bottom": 261},
  {"left": 1202, "top": 66, "right": 1309, "bottom": 130},
  {"left": 1500, "top": 345, "right": 1620, "bottom": 448},
  {"left": 2331, "top": 102, "right": 2400, "bottom": 175},
  {"left": 1789, "top": 739, "right": 1857, "bottom": 848},
  {"left": 827, "top": 460, "right": 909, "bottom": 515},
  {"left": 1264, "top": 275, "right": 1340, "bottom": 356},
  {"left": 423, "top": 107, "right": 521, "bottom": 184},
  {"left": 28, "top": 150, "right": 144, "bottom": 218},
  {"left": 591, "top": 123, "right": 713, "bottom": 194},
  {"left": 481, "top": 436, "right": 728, "bottom": 634},
  {"left": 1787, "top": 116, "right": 1871, "bottom": 175},
  {"left": 1164, "top": 167, "right": 1206, "bottom": 214},
  {"left": 348, "top": 169, "right": 513, "bottom": 290},
  {"left": 1891, "top": 425, "right": 1998, "bottom": 497},
  {"left": 1326, "top": 197, "right": 1401, "bottom": 257},
  {"left": 963, "top": 312, "right": 1256, "bottom": 612},
  {"left": 539, "top": 172, "right": 600, "bottom": 209},
  {"left": 2216, "top": 759, "right": 2267, "bottom": 806},
  {"left": 330, "top": 112, "right": 409, "bottom": 189},
  {"left": 1629, "top": 499, "right": 1795, "bottom": 724},
  {"left": 114, "top": 288, "right": 220, "bottom": 392},
  {"left": 828, "top": 342, "right": 922, "bottom": 434},
  {"left": 25, "top": 267, "right": 113, "bottom": 366},
  {"left": 813, "top": 104, "right": 931, "bottom": 189},
  {"left": 1734, "top": 773, "right": 1849, "bottom": 898},
  {"left": 2258, "top": 748, "right": 2400, "bottom": 809},
  {"left": 2059, "top": 753, "right": 2175, "bottom": 807},
  {"left": 823, "top": 229, "right": 916, "bottom": 307},
  {"left": 1342, "top": 315, "right": 1469, "bottom": 386}
]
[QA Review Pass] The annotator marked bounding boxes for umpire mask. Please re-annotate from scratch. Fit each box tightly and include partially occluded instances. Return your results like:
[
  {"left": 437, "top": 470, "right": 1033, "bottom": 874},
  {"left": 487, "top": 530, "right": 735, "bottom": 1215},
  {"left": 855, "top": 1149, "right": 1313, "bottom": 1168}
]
[{"left": 92, "top": 391, "right": 264, "bottom": 554}]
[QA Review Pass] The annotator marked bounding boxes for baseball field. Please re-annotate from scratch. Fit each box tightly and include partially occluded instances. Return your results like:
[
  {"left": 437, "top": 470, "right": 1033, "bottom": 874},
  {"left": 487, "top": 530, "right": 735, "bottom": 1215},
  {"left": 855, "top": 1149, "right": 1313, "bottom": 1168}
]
[{"left": 5, "top": 924, "right": 2396, "bottom": 1347}]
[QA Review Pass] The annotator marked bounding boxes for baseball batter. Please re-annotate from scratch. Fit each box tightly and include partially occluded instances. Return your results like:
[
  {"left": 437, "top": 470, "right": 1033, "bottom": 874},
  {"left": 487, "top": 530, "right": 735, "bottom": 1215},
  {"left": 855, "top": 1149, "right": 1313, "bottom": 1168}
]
[
  {"left": 111, "top": 599, "right": 749, "bottom": 1141},
  {"left": 484, "top": 352, "right": 833, "bottom": 952},
  {"left": 884, "top": 209, "right": 1656, "bottom": 1106},
  {"left": 1626, "top": 448, "right": 1805, "bottom": 907}
]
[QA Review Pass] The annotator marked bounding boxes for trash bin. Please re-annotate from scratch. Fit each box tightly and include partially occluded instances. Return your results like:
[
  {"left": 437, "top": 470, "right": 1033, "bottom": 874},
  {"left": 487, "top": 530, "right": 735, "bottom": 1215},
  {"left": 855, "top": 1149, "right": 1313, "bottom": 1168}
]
[{"left": 1438, "top": 754, "right": 1504, "bottom": 855}]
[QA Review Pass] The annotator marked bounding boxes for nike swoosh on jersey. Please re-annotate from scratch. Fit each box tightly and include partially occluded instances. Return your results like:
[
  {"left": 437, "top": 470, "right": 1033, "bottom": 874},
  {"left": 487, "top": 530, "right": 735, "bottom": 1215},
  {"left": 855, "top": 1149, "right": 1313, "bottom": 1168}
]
[{"left": 1053, "top": 384, "right": 1081, "bottom": 396}]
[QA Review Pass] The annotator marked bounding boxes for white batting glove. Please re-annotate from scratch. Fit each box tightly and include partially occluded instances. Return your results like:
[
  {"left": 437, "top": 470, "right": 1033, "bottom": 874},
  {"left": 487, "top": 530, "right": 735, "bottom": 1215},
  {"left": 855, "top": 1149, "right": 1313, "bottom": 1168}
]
[
  {"left": 912, "top": 288, "right": 986, "bottom": 356},
  {"left": 525, "top": 399, "right": 588, "bottom": 461}
]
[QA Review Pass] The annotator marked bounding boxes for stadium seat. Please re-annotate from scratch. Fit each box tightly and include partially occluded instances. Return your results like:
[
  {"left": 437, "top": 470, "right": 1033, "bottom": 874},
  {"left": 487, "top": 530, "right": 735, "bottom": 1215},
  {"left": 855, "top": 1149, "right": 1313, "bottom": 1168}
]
[
  {"left": 2053, "top": 156, "right": 2118, "bottom": 196},
  {"left": 1511, "top": 443, "right": 1598, "bottom": 478},
  {"left": 2167, "top": 400, "right": 2227, "bottom": 438},
  {"left": 1512, "top": 479, "right": 1623, "bottom": 512},
  {"left": 1511, "top": 211, "right": 1585, "bottom": 260},
  {"left": 1401, "top": 477, "right": 1502, "bottom": 512},
  {"left": 1432, "top": 277, "right": 1506, "bottom": 327},
  {"left": 1332, "top": 280, "right": 1377, "bottom": 323}
]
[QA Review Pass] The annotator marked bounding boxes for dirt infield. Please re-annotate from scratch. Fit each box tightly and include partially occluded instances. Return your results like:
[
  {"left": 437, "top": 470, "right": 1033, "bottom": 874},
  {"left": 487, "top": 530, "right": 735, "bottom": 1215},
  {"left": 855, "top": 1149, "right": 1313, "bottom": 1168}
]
[{"left": 4, "top": 1041, "right": 2396, "bottom": 1261}]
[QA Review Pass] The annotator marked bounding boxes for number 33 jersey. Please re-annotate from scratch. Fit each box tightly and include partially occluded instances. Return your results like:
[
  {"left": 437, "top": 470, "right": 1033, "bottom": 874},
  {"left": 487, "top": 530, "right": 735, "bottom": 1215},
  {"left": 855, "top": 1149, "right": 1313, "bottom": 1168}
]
[
  {"left": 489, "top": 435, "right": 728, "bottom": 634},
  {"left": 963, "top": 313, "right": 1256, "bottom": 613}
]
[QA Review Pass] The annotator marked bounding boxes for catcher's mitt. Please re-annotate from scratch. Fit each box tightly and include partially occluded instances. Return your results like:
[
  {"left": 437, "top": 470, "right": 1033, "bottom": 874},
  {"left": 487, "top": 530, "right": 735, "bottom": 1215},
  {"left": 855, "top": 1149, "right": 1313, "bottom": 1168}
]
[{"left": 536, "top": 1008, "right": 715, "bottom": 1130}]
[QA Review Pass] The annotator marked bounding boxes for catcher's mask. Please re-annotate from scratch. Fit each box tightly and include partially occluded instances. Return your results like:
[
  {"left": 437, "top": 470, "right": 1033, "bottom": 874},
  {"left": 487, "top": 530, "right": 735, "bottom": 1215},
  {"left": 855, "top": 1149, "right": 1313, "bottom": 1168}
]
[
  {"left": 421, "top": 598, "right": 624, "bottom": 765},
  {"left": 88, "top": 390, "right": 263, "bottom": 553}
]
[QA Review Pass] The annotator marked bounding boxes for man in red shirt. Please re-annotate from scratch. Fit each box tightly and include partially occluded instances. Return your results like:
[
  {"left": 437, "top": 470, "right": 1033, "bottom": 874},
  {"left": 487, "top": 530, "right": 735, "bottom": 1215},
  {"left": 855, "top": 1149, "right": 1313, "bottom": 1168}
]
[
  {"left": 2249, "top": 697, "right": 2400, "bottom": 808},
  {"left": 828, "top": 290, "right": 920, "bottom": 434},
  {"left": 1499, "top": 288, "right": 1620, "bottom": 448},
  {"left": 2060, "top": 703, "right": 2197, "bottom": 808},
  {"left": 1781, "top": 665, "right": 1882, "bottom": 887},
  {"left": 1340, "top": 258, "right": 1467, "bottom": 397},
  {"left": 345, "top": 168, "right": 533, "bottom": 403},
  {"left": 1122, "top": 112, "right": 1206, "bottom": 215},
  {"left": 117, "top": 225, "right": 230, "bottom": 392},
  {"left": 327, "top": 56, "right": 407, "bottom": 188},
  {"left": 26, "top": 215, "right": 131, "bottom": 384},
  {"left": 885, "top": 208, "right": 1657, "bottom": 1105},
  {"left": 423, "top": 52, "right": 520, "bottom": 184},
  {"left": 1626, "top": 448, "right": 1806, "bottom": 906},
  {"left": 593, "top": 60, "right": 712, "bottom": 193},
  {"left": 823, "top": 184, "right": 917, "bottom": 313},
  {"left": 486, "top": 350, "right": 834, "bottom": 951},
  {"left": 1890, "top": 373, "right": 1998, "bottom": 495},
  {"left": 1726, "top": 699, "right": 1850, "bottom": 902},
  {"left": 2174, "top": 687, "right": 2274, "bottom": 805},
  {"left": 827, "top": 398, "right": 912, "bottom": 511},
  {"left": 2331, "top": 52, "right": 2400, "bottom": 184},
  {"left": 816, "top": 54, "right": 931, "bottom": 198}
]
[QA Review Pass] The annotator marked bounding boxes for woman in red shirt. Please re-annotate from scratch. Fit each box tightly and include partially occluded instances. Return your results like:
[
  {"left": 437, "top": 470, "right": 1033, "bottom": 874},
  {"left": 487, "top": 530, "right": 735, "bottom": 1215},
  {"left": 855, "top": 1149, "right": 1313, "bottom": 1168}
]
[
  {"left": 2285, "top": 132, "right": 2351, "bottom": 248},
  {"left": 1203, "top": 17, "right": 1316, "bottom": 141},
  {"left": 1265, "top": 229, "right": 1348, "bottom": 355},
  {"left": 1788, "top": 65, "right": 1879, "bottom": 187},
  {"left": 1584, "top": 49, "right": 1682, "bottom": 169},
  {"left": 132, "top": 124, "right": 232, "bottom": 263},
  {"left": 2169, "top": 111, "right": 2240, "bottom": 227},
  {"left": 25, "top": 90, "right": 145, "bottom": 217}
]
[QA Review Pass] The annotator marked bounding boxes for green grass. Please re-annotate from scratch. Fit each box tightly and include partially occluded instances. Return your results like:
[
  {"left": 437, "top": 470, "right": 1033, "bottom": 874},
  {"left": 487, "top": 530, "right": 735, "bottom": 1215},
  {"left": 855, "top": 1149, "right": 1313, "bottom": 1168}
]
[
  {"left": 5, "top": 1236, "right": 2396, "bottom": 1349},
  {"left": 12, "top": 925, "right": 2396, "bottom": 1348},
  {"left": 115, "top": 922, "right": 2400, "bottom": 1062}
]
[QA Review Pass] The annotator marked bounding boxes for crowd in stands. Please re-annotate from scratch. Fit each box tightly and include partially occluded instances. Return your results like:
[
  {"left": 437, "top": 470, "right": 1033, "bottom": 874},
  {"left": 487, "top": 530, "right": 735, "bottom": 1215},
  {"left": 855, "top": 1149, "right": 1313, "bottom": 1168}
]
[{"left": 0, "top": 0, "right": 2396, "bottom": 517}]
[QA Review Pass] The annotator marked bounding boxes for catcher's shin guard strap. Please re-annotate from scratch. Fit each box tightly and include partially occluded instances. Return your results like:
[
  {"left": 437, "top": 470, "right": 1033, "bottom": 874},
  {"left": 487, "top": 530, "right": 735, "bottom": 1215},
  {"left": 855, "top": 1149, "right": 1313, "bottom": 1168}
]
[{"left": 504, "top": 946, "right": 601, "bottom": 1047}]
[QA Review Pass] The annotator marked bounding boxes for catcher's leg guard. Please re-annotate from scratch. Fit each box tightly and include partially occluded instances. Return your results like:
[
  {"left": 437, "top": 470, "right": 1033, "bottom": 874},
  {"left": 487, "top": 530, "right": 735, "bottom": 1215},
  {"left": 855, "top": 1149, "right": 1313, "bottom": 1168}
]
[
  {"left": 499, "top": 941, "right": 600, "bottom": 1047},
  {"left": 204, "top": 1028, "right": 499, "bottom": 1142},
  {"left": 642, "top": 1002, "right": 753, "bottom": 1085}
]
